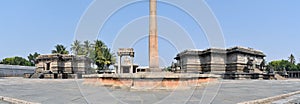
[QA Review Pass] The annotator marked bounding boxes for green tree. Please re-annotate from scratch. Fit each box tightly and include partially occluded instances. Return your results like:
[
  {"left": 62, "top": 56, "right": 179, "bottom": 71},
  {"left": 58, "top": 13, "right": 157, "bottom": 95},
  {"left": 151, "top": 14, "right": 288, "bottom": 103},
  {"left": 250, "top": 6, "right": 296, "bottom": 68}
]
[
  {"left": 71, "top": 40, "right": 83, "bottom": 55},
  {"left": 268, "top": 60, "right": 297, "bottom": 71},
  {"left": 27, "top": 52, "right": 40, "bottom": 65},
  {"left": 288, "top": 54, "right": 296, "bottom": 64},
  {"left": 69, "top": 40, "right": 115, "bottom": 70},
  {"left": 52, "top": 44, "right": 69, "bottom": 54},
  {"left": 94, "top": 40, "right": 106, "bottom": 70},
  {"left": 102, "top": 48, "right": 116, "bottom": 69},
  {"left": 269, "top": 60, "right": 281, "bottom": 71},
  {"left": 297, "top": 63, "right": 300, "bottom": 70},
  {"left": 163, "top": 66, "right": 172, "bottom": 72},
  {"left": 93, "top": 40, "right": 115, "bottom": 70},
  {"left": 1, "top": 56, "right": 32, "bottom": 66},
  {"left": 83, "top": 40, "right": 93, "bottom": 57}
]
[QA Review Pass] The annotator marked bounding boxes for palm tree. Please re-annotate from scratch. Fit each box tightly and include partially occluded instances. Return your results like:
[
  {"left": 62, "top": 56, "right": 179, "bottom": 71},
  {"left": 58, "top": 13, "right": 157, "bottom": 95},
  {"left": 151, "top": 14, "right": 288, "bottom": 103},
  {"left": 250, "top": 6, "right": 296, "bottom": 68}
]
[
  {"left": 83, "top": 40, "right": 93, "bottom": 56},
  {"left": 94, "top": 40, "right": 106, "bottom": 70},
  {"left": 102, "top": 48, "right": 116, "bottom": 70},
  {"left": 288, "top": 54, "right": 296, "bottom": 64},
  {"left": 27, "top": 52, "right": 40, "bottom": 65},
  {"left": 52, "top": 44, "right": 69, "bottom": 54},
  {"left": 71, "top": 40, "right": 83, "bottom": 55},
  {"left": 92, "top": 40, "right": 116, "bottom": 70}
]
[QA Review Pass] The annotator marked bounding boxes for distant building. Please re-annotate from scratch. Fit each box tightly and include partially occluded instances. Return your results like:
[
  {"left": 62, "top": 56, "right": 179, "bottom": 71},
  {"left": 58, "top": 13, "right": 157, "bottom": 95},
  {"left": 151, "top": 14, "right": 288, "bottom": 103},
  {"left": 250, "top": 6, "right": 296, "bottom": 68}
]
[
  {"left": 114, "top": 56, "right": 139, "bottom": 73},
  {"left": 136, "top": 66, "right": 150, "bottom": 73},
  {"left": 0, "top": 64, "right": 35, "bottom": 77},
  {"left": 28, "top": 54, "right": 92, "bottom": 79},
  {"left": 174, "top": 46, "right": 266, "bottom": 74}
]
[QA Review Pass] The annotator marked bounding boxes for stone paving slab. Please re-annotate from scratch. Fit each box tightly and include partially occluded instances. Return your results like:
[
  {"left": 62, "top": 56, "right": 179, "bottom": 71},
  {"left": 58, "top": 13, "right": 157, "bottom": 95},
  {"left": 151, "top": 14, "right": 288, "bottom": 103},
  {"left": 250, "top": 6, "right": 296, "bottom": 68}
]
[{"left": 1, "top": 78, "right": 300, "bottom": 104}]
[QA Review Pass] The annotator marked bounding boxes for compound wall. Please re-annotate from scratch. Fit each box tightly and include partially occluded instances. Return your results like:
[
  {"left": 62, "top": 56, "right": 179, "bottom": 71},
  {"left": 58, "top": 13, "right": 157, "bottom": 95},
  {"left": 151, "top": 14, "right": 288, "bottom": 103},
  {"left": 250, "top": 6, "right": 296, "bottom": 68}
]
[{"left": 0, "top": 64, "right": 35, "bottom": 77}]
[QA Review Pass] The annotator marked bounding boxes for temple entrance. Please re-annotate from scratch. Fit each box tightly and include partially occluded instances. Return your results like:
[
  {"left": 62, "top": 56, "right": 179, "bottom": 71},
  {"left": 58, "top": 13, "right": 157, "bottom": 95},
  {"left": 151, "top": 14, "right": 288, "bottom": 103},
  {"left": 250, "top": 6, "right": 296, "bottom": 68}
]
[
  {"left": 46, "top": 62, "right": 50, "bottom": 71},
  {"left": 123, "top": 67, "right": 130, "bottom": 73},
  {"left": 54, "top": 74, "right": 58, "bottom": 79}
]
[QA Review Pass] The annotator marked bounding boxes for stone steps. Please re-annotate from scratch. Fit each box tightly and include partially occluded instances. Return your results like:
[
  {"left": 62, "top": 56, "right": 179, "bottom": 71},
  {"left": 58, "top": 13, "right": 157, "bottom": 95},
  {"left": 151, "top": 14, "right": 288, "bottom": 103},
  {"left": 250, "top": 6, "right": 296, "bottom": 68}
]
[
  {"left": 275, "top": 74, "right": 286, "bottom": 80},
  {"left": 254, "top": 68, "right": 263, "bottom": 74},
  {"left": 30, "top": 73, "right": 43, "bottom": 78}
]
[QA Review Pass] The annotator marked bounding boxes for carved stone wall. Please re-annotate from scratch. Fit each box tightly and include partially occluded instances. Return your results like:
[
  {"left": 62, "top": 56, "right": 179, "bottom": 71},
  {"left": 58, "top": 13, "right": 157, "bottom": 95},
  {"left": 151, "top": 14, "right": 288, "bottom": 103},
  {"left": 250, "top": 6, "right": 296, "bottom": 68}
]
[
  {"left": 175, "top": 46, "right": 266, "bottom": 74},
  {"left": 35, "top": 54, "right": 92, "bottom": 74}
]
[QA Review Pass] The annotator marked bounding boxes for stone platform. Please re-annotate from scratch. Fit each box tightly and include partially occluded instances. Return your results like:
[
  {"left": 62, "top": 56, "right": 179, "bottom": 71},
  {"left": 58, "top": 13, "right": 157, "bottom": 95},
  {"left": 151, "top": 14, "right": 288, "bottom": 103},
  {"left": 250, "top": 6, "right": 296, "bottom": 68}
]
[
  {"left": 24, "top": 73, "right": 79, "bottom": 79},
  {"left": 83, "top": 73, "right": 221, "bottom": 90},
  {"left": 223, "top": 72, "right": 275, "bottom": 80},
  {"left": 3, "top": 77, "right": 300, "bottom": 104}
]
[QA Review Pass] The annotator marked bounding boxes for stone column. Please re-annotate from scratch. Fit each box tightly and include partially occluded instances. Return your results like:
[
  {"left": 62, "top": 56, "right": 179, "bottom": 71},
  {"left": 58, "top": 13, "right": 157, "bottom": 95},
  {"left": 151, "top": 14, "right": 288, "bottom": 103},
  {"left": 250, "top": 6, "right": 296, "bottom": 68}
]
[
  {"left": 149, "top": 0, "right": 159, "bottom": 71},
  {"left": 130, "top": 56, "right": 133, "bottom": 73},
  {"left": 293, "top": 73, "right": 295, "bottom": 78},
  {"left": 118, "top": 55, "right": 121, "bottom": 74}
]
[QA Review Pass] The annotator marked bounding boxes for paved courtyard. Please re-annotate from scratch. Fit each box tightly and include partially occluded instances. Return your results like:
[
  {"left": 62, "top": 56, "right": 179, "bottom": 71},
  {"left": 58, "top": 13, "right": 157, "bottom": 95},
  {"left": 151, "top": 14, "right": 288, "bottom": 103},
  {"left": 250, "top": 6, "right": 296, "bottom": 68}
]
[{"left": 1, "top": 77, "right": 300, "bottom": 104}]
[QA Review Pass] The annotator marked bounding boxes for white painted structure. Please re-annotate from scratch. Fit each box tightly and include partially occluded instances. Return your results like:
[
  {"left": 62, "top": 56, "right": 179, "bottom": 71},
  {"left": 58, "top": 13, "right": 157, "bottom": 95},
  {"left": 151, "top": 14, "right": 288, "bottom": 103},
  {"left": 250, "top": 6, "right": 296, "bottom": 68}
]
[{"left": 0, "top": 64, "right": 35, "bottom": 77}]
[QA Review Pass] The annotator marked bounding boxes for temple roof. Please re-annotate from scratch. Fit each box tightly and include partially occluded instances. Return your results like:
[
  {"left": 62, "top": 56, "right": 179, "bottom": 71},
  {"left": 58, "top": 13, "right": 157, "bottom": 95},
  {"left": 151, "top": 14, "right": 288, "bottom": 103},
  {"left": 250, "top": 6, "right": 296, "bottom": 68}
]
[
  {"left": 175, "top": 46, "right": 266, "bottom": 59},
  {"left": 36, "top": 54, "right": 91, "bottom": 61},
  {"left": 226, "top": 46, "right": 265, "bottom": 57}
]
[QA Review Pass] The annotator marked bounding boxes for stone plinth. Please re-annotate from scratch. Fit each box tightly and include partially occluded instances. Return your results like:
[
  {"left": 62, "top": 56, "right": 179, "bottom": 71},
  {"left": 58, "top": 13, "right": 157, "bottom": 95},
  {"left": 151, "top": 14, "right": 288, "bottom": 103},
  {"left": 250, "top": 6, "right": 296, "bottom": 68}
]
[
  {"left": 44, "top": 74, "right": 54, "bottom": 79},
  {"left": 23, "top": 73, "right": 33, "bottom": 78},
  {"left": 83, "top": 73, "right": 220, "bottom": 90},
  {"left": 223, "top": 72, "right": 275, "bottom": 80}
]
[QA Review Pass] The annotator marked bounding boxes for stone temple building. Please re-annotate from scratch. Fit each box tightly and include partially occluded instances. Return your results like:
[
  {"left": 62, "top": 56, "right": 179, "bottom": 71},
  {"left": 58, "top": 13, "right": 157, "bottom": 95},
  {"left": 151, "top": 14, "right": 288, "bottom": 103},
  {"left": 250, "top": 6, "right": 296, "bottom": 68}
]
[
  {"left": 173, "top": 46, "right": 266, "bottom": 74},
  {"left": 26, "top": 54, "right": 92, "bottom": 79}
]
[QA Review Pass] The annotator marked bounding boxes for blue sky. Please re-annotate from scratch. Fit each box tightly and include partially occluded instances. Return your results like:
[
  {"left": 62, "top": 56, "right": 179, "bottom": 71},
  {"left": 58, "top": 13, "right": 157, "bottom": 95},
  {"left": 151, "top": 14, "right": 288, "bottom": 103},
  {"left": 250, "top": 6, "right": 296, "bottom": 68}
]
[{"left": 0, "top": 0, "right": 300, "bottom": 66}]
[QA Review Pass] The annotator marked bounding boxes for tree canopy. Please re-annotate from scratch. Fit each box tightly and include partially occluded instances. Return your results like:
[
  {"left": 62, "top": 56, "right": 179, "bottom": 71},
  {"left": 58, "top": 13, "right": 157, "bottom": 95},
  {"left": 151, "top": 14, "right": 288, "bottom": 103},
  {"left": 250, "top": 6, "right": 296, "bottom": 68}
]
[
  {"left": 93, "top": 40, "right": 116, "bottom": 70},
  {"left": 0, "top": 39, "right": 116, "bottom": 69},
  {"left": 71, "top": 40, "right": 94, "bottom": 57},
  {"left": 27, "top": 52, "right": 40, "bottom": 65},
  {"left": 70, "top": 40, "right": 83, "bottom": 55},
  {"left": 70, "top": 40, "right": 115, "bottom": 70},
  {"left": 267, "top": 54, "right": 300, "bottom": 71},
  {"left": 0, "top": 56, "right": 33, "bottom": 66},
  {"left": 288, "top": 54, "right": 296, "bottom": 64},
  {"left": 268, "top": 60, "right": 297, "bottom": 71},
  {"left": 52, "top": 44, "right": 69, "bottom": 54},
  {"left": 83, "top": 40, "right": 93, "bottom": 56}
]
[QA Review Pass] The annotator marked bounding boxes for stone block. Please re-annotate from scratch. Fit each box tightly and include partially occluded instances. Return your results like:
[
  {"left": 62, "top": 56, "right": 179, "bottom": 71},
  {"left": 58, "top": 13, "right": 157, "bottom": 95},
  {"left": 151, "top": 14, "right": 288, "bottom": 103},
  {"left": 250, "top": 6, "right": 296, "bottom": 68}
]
[
  {"left": 44, "top": 74, "right": 54, "bottom": 79},
  {"left": 68, "top": 74, "right": 76, "bottom": 79},
  {"left": 23, "top": 73, "right": 33, "bottom": 78}
]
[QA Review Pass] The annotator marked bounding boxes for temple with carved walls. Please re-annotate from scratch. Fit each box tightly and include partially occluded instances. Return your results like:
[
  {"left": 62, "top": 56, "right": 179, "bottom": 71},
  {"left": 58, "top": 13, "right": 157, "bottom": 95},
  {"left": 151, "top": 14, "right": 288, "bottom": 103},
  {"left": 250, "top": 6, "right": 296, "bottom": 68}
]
[
  {"left": 24, "top": 54, "right": 92, "bottom": 79},
  {"left": 173, "top": 46, "right": 267, "bottom": 79}
]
